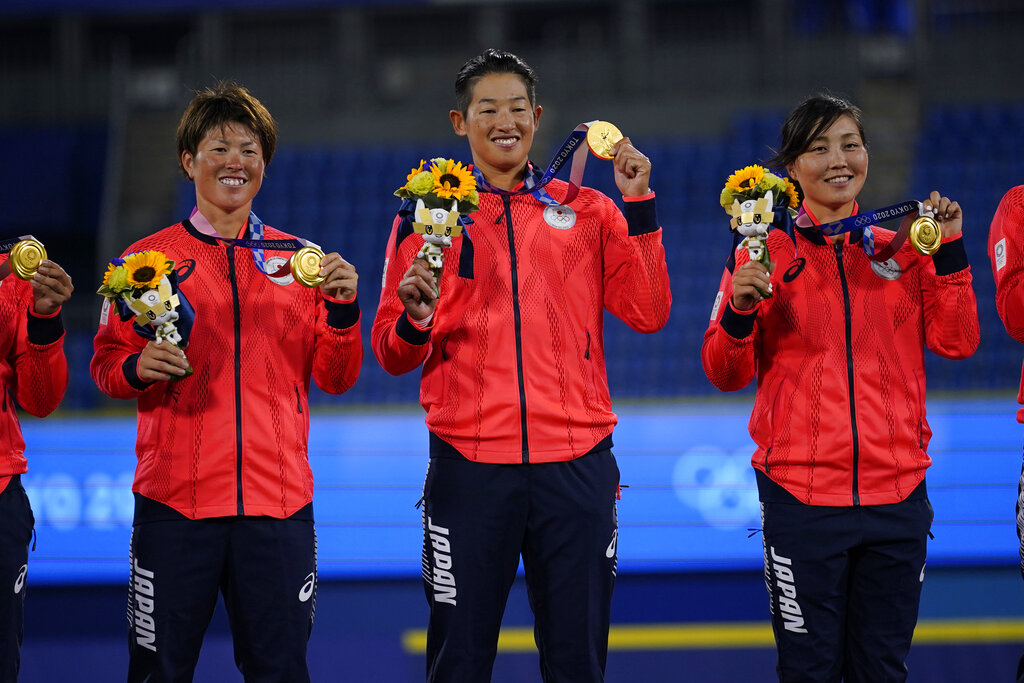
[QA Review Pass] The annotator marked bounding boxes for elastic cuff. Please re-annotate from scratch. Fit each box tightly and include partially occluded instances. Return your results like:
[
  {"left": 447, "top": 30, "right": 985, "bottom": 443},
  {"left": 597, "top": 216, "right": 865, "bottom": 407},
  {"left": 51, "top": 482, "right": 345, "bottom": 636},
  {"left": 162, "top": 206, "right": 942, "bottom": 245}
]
[
  {"left": 124, "top": 353, "right": 154, "bottom": 391},
  {"left": 622, "top": 196, "right": 660, "bottom": 236},
  {"left": 324, "top": 297, "right": 360, "bottom": 330},
  {"left": 26, "top": 307, "right": 64, "bottom": 346},
  {"left": 932, "top": 235, "right": 969, "bottom": 276},
  {"left": 396, "top": 312, "right": 431, "bottom": 345},
  {"left": 721, "top": 301, "right": 758, "bottom": 339}
]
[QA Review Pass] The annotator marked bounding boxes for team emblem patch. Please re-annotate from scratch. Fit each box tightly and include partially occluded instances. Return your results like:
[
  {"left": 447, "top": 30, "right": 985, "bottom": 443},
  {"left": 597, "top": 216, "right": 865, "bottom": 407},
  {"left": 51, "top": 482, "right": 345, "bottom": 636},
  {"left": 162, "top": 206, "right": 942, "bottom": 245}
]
[
  {"left": 543, "top": 204, "right": 577, "bottom": 230},
  {"left": 264, "top": 256, "right": 295, "bottom": 286},
  {"left": 870, "top": 258, "right": 902, "bottom": 281}
]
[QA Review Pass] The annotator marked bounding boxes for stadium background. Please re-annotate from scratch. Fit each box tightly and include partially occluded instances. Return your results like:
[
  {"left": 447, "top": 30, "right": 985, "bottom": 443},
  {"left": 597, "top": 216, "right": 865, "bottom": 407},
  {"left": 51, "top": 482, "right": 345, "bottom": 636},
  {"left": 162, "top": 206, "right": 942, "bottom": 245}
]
[{"left": 3, "top": 0, "right": 1024, "bottom": 680}]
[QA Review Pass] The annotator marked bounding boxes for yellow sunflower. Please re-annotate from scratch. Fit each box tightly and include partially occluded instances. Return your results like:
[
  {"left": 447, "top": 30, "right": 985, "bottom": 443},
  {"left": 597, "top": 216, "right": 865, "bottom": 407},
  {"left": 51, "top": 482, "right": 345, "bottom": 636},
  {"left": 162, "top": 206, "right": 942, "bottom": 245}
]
[
  {"left": 783, "top": 177, "right": 800, "bottom": 209},
  {"left": 725, "top": 165, "right": 765, "bottom": 193},
  {"left": 405, "top": 160, "right": 426, "bottom": 183},
  {"left": 124, "top": 250, "right": 171, "bottom": 289},
  {"left": 430, "top": 159, "right": 477, "bottom": 201}
]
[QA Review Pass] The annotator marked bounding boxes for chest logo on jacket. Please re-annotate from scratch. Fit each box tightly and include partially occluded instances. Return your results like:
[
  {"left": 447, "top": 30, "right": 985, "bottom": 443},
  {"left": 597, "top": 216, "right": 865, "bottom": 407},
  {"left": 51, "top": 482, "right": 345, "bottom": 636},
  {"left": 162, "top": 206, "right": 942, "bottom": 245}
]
[
  {"left": 870, "top": 258, "right": 903, "bottom": 281},
  {"left": 782, "top": 258, "right": 806, "bottom": 283},
  {"left": 175, "top": 259, "right": 196, "bottom": 284},
  {"left": 263, "top": 256, "right": 296, "bottom": 286},
  {"left": 543, "top": 204, "right": 577, "bottom": 230}
]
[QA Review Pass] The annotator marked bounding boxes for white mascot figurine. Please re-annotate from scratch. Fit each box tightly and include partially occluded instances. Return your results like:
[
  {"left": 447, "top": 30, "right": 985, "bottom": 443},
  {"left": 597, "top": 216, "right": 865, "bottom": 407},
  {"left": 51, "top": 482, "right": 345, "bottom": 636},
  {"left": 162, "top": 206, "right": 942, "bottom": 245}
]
[
  {"left": 412, "top": 197, "right": 464, "bottom": 291},
  {"left": 729, "top": 189, "right": 775, "bottom": 297}
]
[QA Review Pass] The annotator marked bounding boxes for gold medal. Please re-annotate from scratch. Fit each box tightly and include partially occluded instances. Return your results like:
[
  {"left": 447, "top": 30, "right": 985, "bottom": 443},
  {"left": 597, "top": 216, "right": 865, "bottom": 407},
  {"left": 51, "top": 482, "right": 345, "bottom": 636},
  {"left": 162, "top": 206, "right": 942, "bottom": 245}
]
[
  {"left": 909, "top": 215, "right": 941, "bottom": 256},
  {"left": 586, "top": 121, "right": 623, "bottom": 160},
  {"left": 290, "top": 246, "right": 326, "bottom": 287},
  {"left": 8, "top": 238, "right": 46, "bottom": 280}
]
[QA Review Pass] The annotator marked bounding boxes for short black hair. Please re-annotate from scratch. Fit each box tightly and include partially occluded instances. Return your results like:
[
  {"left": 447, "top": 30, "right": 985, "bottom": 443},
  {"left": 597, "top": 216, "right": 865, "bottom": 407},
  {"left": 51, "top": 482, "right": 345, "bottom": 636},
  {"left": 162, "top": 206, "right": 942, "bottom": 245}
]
[
  {"left": 177, "top": 81, "right": 277, "bottom": 178},
  {"left": 768, "top": 93, "right": 867, "bottom": 172},
  {"left": 454, "top": 48, "right": 538, "bottom": 114}
]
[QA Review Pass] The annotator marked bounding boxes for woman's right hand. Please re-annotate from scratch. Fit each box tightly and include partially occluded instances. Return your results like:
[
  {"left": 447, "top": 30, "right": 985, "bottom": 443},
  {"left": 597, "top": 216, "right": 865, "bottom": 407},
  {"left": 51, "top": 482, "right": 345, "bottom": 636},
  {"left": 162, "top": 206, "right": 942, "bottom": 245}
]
[
  {"left": 731, "top": 260, "right": 773, "bottom": 311},
  {"left": 397, "top": 257, "right": 439, "bottom": 323},
  {"left": 137, "top": 340, "right": 190, "bottom": 382}
]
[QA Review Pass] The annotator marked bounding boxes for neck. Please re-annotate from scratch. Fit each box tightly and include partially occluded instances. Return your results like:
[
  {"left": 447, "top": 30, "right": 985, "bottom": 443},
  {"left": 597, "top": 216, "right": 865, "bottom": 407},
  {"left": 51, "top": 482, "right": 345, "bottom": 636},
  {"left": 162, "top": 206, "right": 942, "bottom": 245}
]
[
  {"left": 195, "top": 198, "right": 251, "bottom": 238},
  {"left": 803, "top": 197, "right": 856, "bottom": 225},
  {"left": 476, "top": 159, "right": 528, "bottom": 192}
]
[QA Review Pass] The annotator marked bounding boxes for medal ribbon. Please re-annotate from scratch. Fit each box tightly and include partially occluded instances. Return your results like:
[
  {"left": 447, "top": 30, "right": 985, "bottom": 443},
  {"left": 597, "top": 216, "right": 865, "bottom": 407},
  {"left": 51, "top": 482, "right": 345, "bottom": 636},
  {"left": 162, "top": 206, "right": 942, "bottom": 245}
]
[
  {"left": 188, "top": 207, "right": 321, "bottom": 278},
  {"left": 796, "top": 200, "right": 922, "bottom": 262},
  {"left": 473, "top": 121, "right": 603, "bottom": 207}
]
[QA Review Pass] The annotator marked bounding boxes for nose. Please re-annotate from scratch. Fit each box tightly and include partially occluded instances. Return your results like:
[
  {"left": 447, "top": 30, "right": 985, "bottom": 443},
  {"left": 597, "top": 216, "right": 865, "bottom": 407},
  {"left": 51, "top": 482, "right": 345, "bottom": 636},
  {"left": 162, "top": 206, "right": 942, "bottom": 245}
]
[
  {"left": 225, "top": 149, "right": 243, "bottom": 168},
  {"left": 827, "top": 146, "right": 847, "bottom": 168},
  {"left": 494, "top": 108, "right": 516, "bottom": 129}
]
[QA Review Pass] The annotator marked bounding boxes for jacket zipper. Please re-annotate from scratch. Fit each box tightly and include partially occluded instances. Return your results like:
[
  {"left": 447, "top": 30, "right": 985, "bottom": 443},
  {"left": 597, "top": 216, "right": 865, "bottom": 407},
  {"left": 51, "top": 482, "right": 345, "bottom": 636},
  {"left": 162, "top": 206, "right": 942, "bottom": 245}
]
[
  {"left": 227, "top": 246, "right": 245, "bottom": 515},
  {"left": 835, "top": 244, "right": 860, "bottom": 506},
  {"left": 503, "top": 195, "right": 530, "bottom": 464}
]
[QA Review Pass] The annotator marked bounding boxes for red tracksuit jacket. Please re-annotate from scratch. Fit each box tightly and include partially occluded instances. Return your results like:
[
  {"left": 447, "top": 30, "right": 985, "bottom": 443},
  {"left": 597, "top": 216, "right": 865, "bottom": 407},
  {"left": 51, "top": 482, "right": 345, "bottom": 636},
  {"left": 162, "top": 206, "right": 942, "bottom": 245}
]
[
  {"left": 91, "top": 220, "right": 362, "bottom": 519},
  {"left": 703, "top": 209, "right": 979, "bottom": 506},
  {"left": 0, "top": 258, "right": 68, "bottom": 494},
  {"left": 372, "top": 176, "right": 671, "bottom": 464},
  {"left": 990, "top": 185, "right": 1024, "bottom": 422}
]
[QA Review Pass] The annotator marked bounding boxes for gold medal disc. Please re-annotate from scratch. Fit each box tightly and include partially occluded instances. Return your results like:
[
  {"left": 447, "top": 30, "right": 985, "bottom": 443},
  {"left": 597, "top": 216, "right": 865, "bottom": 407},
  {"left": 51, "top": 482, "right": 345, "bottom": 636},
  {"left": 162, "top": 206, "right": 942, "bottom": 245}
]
[
  {"left": 909, "top": 215, "right": 941, "bottom": 256},
  {"left": 290, "top": 246, "right": 326, "bottom": 287},
  {"left": 9, "top": 239, "right": 46, "bottom": 280},
  {"left": 586, "top": 121, "right": 623, "bottom": 160}
]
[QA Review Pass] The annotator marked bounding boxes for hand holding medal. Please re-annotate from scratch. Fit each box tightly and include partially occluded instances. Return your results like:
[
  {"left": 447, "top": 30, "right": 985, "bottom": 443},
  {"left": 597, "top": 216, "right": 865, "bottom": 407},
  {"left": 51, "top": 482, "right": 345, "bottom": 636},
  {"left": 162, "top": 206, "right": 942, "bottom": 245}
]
[{"left": 587, "top": 121, "right": 652, "bottom": 197}]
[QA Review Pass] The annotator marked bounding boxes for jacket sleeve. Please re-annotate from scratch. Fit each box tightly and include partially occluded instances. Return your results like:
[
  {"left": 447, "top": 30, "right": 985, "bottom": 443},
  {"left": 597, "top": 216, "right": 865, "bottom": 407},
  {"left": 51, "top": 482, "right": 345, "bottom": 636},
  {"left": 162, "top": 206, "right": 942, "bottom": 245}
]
[
  {"left": 921, "top": 234, "right": 980, "bottom": 360},
  {"left": 991, "top": 186, "right": 1024, "bottom": 342},
  {"left": 701, "top": 256, "right": 759, "bottom": 392},
  {"left": 312, "top": 294, "right": 362, "bottom": 394},
  {"left": 9, "top": 292, "right": 68, "bottom": 417},
  {"left": 371, "top": 215, "right": 432, "bottom": 376},
  {"left": 601, "top": 194, "right": 672, "bottom": 333},
  {"left": 91, "top": 295, "right": 154, "bottom": 399}
]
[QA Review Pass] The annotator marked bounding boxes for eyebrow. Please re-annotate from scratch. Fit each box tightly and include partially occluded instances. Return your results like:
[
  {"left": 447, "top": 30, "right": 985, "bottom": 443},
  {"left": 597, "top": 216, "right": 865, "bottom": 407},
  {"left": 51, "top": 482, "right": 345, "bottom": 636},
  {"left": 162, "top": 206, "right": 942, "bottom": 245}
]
[
  {"left": 210, "top": 138, "right": 257, "bottom": 146},
  {"left": 475, "top": 96, "right": 528, "bottom": 105}
]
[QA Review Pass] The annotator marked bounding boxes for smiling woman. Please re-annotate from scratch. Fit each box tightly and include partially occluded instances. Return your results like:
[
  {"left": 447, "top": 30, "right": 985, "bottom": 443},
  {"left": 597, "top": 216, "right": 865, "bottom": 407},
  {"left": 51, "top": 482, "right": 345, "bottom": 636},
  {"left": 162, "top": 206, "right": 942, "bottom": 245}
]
[
  {"left": 701, "top": 93, "right": 980, "bottom": 682},
  {"left": 90, "top": 81, "right": 363, "bottom": 683}
]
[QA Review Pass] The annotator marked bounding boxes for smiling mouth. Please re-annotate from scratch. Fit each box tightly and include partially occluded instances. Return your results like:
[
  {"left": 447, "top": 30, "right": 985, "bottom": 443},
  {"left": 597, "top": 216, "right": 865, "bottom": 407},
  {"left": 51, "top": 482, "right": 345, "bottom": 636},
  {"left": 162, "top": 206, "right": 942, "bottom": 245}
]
[
  {"left": 826, "top": 176, "right": 853, "bottom": 184},
  {"left": 492, "top": 137, "right": 520, "bottom": 148},
  {"left": 220, "top": 177, "right": 247, "bottom": 187}
]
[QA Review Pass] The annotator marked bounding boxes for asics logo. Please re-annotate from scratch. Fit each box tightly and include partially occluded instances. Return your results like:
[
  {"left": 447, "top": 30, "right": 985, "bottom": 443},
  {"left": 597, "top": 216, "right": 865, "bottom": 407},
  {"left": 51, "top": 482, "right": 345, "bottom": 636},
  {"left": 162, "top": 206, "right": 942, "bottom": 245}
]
[
  {"left": 782, "top": 258, "right": 806, "bottom": 283},
  {"left": 175, "top": 259, "right": 196, "bottom": 284},
  {"left": 605, "top": 529, "right": 618, "bottom": 559},
  {"left": 13, "top": 565, "right": 26, "bottom": 594},
  {"left": 299, "top": 572, "right": 315, "bottom": 602}
]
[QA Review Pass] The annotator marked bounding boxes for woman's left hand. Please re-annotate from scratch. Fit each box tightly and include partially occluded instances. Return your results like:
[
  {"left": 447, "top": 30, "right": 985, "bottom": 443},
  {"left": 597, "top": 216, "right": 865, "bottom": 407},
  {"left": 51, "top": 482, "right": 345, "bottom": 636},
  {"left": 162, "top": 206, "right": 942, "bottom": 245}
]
[
  {"left": 611, "top": 137, "right": 652, "bottom": 198},
  {"left": 318, "top": 252, "right": 358, "bottom": 301},
  {"left": 923, "top": 190, "right": 962, "bottom": 238},
  {"left": 32, "top": 260, "right": 73, "bottom": 316}
]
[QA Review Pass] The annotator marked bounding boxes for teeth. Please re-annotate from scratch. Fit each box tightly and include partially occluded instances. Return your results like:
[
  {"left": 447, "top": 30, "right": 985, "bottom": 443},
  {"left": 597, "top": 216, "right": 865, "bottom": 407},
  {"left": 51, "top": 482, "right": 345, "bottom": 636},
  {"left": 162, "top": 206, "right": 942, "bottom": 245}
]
[
  {"left": 221, "top": 178, "right": 245, "bottom": 186},
  {"left": 826, "top": 177, "right": 851, "bottom": 184},
  {"left": 493, "top": 138, "right": 518, "bottom": 145}
]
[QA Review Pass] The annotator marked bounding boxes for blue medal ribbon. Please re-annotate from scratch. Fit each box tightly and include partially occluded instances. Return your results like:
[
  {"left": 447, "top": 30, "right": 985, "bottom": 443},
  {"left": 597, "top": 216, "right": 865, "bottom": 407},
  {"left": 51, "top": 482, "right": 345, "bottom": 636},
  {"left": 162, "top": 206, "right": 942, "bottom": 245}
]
[
  {"left": 799, "top": 200, "right": 920, "bottom": 260},
  {"left": 188, "top": 207, "right": 320, "bottom": 279}
]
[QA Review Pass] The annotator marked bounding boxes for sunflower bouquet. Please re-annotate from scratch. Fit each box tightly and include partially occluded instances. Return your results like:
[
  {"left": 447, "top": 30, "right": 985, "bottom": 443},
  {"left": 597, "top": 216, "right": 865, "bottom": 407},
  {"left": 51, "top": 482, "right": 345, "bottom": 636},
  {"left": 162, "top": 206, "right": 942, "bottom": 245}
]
[
  {"left": 98, "top": 250, "right": 193, "bottom": 375},
  {"left": 719, "top": 165, "right": 800, "bottom": 297},
  {"left": 394, "top": 158, "right": 480, "bottom": 289}
]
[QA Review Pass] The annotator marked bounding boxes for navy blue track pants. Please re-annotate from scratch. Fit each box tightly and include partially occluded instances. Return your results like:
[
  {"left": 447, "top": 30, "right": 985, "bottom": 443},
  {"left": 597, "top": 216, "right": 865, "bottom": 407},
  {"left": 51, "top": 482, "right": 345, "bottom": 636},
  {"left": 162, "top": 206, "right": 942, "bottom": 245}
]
[
  {"left": 759, "top": 475, "right": 932, "bottom": 682},
  {"left": 126, "top": 506, "right": 317, "bottom": 683},
  {"left": 0, "top": 476, "right": 32, "bottom": 683},
  {"left": 420, "top": 449, "right": 619, "bottom": 683}
]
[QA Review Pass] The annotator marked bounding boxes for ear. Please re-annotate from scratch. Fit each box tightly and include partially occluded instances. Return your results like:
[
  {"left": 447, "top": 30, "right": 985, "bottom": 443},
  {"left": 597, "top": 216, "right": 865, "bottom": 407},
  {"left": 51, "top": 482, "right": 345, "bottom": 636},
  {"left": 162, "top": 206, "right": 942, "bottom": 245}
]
[
  {"left": 450, "top": 109, "right": 467, "bottom": 137},
  {"left": 182, "top": 150, "right": 195, "bottom": 180},
  {"left": 764, "top": 189, "right": 774, "bottom": 206},
  {"left": 731, "top": 199, "right": 741, "bottom": 217},
  {"left": 533, "top": 104, "right": 543, "bottom": 131}
]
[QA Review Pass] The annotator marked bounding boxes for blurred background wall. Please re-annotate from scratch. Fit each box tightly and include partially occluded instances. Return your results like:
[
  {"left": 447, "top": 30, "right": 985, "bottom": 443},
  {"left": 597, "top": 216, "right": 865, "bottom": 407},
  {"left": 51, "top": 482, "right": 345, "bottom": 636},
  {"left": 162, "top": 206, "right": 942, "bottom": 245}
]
[{"left": 3, "top": 0, "right": 1024, "bottom": 680}]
